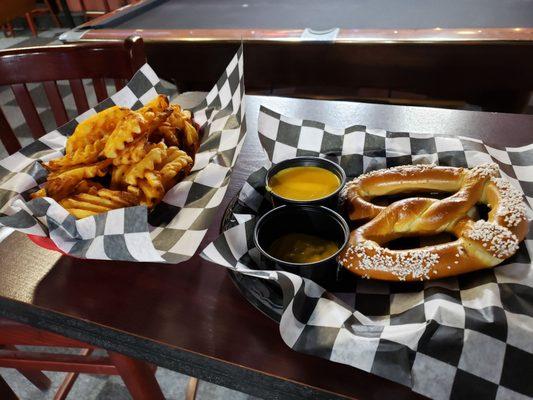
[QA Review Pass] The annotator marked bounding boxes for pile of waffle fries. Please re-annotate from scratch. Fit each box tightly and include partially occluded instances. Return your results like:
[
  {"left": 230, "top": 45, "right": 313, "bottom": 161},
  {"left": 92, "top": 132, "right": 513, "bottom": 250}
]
[{"left": 31, "top": 95, "right": 200, "bottom": 219}]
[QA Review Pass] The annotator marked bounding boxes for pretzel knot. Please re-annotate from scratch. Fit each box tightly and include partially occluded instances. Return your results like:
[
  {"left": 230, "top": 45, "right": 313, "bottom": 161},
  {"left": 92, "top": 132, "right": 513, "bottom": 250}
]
[{"left": 339, "top": 164, "right": 529, "bottom": 281}]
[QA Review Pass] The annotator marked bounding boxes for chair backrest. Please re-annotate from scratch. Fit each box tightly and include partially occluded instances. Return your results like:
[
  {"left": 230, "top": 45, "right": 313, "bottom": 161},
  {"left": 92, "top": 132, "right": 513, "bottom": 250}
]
[{"left": 0, "top": 35, "right": 146, "bottom": 155}]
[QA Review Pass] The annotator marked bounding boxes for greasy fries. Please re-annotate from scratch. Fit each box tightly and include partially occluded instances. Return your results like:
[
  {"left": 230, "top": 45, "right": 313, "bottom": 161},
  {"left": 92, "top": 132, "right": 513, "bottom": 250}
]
[
  {"left": 45, "top": 106, "right": 130, "bottom": 171},
  {"left": 153, "top": 104, "right": 200, "bottom": 158},
  {"left": 102, "top": 111, "right": 144, "bottom": 158},
  {"left": 123, "top": 143, "right": 167, "bottom": 186},
  {"left": 45, "top": 159, "right": 112, "bottom": 199},
  {"left": 31, "top": 95, "right": 199, "bottom": 219},
  {"left": 159, "top": 148, "right": 193, "bottom": 190},
  {"left": 59, "top": 188, "right": 139, "bottom": 219}
]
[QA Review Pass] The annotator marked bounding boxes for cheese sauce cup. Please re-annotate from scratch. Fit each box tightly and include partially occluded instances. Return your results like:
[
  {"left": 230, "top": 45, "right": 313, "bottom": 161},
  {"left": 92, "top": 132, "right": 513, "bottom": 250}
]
[
  {"left": 253, "top": 205, "right": 349, "bottom": 288},
  {"left": 265, "top": 157, "right": 346, "bottom": 209}
]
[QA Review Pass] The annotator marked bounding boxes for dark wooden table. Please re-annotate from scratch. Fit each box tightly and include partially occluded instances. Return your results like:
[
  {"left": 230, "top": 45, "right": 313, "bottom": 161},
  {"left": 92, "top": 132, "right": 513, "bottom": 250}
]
[{"left": 1, "top": 94, "right": 532, "bottom": 400}]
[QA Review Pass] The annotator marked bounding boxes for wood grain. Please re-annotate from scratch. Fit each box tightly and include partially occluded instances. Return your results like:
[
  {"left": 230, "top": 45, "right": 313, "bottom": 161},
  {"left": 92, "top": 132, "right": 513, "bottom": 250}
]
[
  {"left": 43, "top": 81, "right": 69, "bottom": 126},
  {"left": 11, "top": 83, "right": 46, "bottom": 139}
]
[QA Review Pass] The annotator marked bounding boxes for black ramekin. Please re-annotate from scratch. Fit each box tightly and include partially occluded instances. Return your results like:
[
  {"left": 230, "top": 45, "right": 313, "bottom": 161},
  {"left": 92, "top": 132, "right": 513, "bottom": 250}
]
[
  {"left": 265, "top": 156, "right": 346, "bottom": 208},
  {"left": 253, "top": 205, "right": 350, "bottom": 289}
]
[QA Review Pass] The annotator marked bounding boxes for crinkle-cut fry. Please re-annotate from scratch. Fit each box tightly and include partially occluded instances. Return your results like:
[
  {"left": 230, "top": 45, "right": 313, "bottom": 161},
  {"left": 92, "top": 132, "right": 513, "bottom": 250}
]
[
  {"left": 124, "top": 144, "right": 167, "bottom": 186},
  {"left": 61, "top": 188, "right": 141, "bottom": 219},
  {"left": 38, "top": 98, "right": 198, "bottom": 217},
  {"left": 45, "top": 159, "right": 112, "bottom": 200},
  {"left": 60, "top": 197, "right": 111, "bottom": 213},
  {"left": 159, "top": 146, "right": 184, "bottom": 165},
  {"left": 65, "top": 208, "right": 98, "bottom": 219},
  {"left": 136, "top": 96, "right": 172, "bottom": 139},
  {"left": 144, "top": 171, "right": 164, "bottom": 190},
  {"left": 74, "top": 180, "right": 103, "bottom": 195},
  {"left": 137, "top": 175, "right": 165, "bottom": 208},
  {"left": 138, "top": 95, "right": 169, "bottom": 113},
  {"left": 165, "top": 105, "right": 186, "bottom": 125},
  {"left": 45, "top": 137, "right": 108, "bottom": 172},
  {"left": 104, "top": 109, "right": 171, "bottom": 159},
  {"left": 110, "top": 164, "right": 130, "bottom": 190},
  {"left": 127, "top": 185, "right": 141, "bottom": 197},
  {"left": 182, "top": 119, "right": 200, "bottom": 155},
  {"left": 157, "top": 105, "right": 199, "bottom": 156},
  {"left": 30, "top": 187, "right": 47, "bottom": 199},
  {"left": 137, "top": 95, "right": 169, "bottom": 118},
  {"left": 72, "top": 193, "right": 125, "bottom": 209},
  {"left": 66, "top": 106, "right": 129, "bottom": 155},
  {"left": 112, "top": 135, "right": 149, "bottom": 166},
  {"left": 180, "top": 109, "right": 192, "bottom": 120},
  {"left": 154, "top": 124, "right": 180, "bottom": 147},
  {"left": 97, "top": 188, "right": 139, "bottom": 207},
  {"left": 158, "top": 148, "right": 193, "bottom": 189},
  {"left": 103, "top": 111, "right": 143, "bottom": 159},
  {"left": 142, "top": 108, "right": 173, "bottom": 136}
]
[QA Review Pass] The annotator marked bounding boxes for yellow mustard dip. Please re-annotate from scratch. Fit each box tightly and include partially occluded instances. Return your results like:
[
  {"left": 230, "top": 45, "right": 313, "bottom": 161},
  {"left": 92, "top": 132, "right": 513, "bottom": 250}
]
[
  {"left": 268, "top": 233, "right": 339, "bottom": 264},
  {"left": 268, "top": 166, "right": 340, "bottom": 201}
]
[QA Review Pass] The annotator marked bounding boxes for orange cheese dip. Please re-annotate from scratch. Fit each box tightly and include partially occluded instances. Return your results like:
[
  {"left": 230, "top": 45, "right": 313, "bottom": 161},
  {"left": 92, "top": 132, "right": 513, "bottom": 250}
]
[{"left": 268, "top": 166, "right": 340, "bottom": 201}]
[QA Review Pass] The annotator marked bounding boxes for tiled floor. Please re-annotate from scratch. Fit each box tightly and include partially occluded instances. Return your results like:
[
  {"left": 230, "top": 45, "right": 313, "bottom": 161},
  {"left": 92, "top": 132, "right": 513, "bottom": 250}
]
[
  {"left": 0, "top": 27, "right": 66, "bottom": 48},
  {"left": 1, "top": 359, "right": 255, "bottom": 400},
  {"left": 0, "top": 26, "right": 258, "bottom": 400}
]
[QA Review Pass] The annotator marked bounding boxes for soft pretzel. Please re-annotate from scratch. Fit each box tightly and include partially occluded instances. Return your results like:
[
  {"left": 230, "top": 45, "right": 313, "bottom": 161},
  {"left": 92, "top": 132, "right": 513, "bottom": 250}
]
[{"left": 339, "top": 164, "right": 529, "bottom": 281}]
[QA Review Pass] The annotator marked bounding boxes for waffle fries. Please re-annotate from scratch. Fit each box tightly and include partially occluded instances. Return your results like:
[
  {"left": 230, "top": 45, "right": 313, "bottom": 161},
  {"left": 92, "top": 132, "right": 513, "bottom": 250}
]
[{"left": 31, "top": 95, "right": 199, "bottom": 219}]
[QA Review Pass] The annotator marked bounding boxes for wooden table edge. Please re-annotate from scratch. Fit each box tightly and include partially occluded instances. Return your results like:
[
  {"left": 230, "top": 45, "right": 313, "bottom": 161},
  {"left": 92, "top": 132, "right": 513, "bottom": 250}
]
[{"left": 0, "top": 294, "right": 357, "bottom": 400}]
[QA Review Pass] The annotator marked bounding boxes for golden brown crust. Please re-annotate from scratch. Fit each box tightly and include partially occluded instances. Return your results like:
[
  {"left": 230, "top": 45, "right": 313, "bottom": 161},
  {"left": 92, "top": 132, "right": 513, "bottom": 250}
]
[{"left": 340, "top": 163, "right": 528, "bottom": 281}]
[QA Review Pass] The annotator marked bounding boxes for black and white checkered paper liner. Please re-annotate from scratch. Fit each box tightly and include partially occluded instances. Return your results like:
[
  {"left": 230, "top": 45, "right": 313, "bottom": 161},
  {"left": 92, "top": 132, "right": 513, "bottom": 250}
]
[
  {"left": 201, "top": 106, "right": 533, "bottom": 400},
  {"left": 0, "top": 46, "right": 245, "bottom": 263}
]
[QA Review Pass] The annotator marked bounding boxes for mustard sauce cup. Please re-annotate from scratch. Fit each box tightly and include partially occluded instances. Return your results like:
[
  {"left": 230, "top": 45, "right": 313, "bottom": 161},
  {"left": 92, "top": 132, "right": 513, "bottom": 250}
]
[
  {"left": 265, "top": 156, "right": 346, "bottom": 208},
  {"left": 253, "top": 205, "right": 349, "bottom": 288}
]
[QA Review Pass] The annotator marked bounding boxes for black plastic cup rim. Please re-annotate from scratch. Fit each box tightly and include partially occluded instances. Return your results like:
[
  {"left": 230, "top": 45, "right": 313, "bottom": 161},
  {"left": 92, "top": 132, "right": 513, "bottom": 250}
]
[
  {"left": 253, "top": 204, "right": 350, "bottom": 268},
  {"left": 264, "top": 156, "right": 347, "bottom": 205}
]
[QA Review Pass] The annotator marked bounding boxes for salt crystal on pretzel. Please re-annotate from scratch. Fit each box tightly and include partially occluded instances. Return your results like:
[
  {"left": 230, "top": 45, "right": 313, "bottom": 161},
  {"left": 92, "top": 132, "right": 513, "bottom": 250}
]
[{"left": 340, "top": 163, "right": 528, "bottom": 281}]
